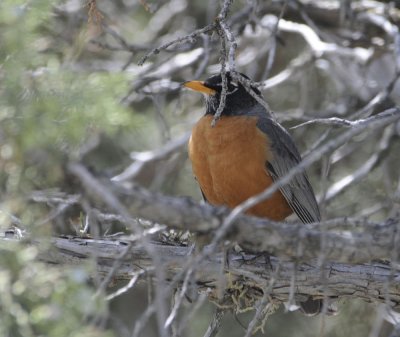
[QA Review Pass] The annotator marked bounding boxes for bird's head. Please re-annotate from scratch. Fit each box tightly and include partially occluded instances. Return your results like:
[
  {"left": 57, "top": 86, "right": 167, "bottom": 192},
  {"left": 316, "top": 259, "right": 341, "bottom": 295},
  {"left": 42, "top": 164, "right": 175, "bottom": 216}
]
[{"left": 183, "top": 72, "right": 262, "bottom": 116}]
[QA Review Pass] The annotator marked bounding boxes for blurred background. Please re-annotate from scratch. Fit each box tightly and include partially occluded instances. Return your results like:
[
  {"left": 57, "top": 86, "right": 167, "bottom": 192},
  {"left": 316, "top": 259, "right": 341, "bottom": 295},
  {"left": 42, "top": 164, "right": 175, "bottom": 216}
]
[{"left": 1, "top": 0, "right": 400, "bottom": 336}]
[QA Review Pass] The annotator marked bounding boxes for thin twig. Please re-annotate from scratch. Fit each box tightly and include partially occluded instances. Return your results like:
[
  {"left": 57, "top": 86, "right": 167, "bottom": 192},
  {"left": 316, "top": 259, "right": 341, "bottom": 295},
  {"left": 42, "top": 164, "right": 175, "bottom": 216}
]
[
  {"left": 111, "top": 132, "right": 190, "bottom": 183},
  {"left": 164, "top": 268, "right": 194, "bottom": 329},
  {"left": 244, "top": 264, "right": 281, "bottom": 337},
  {"left": 262, "top": 1, "right": 288, "bottom": 80},
  {"left": 212, "top": 30, "right": 228, "bottom": 125},
  {"left": 218, "top": 18, "right": 237, "bottom": 72},
  {"left": 203, "top": 308, "right": 226, "bottom": 337},
  {"left": 138, "top": 24, "right": 216, "bottom": 66},
  {"left": 325, "top": 127, "right": 394, "bottom": 201},
  {"left": 106, "top": 270, "right": 146, "bottom": 301}
]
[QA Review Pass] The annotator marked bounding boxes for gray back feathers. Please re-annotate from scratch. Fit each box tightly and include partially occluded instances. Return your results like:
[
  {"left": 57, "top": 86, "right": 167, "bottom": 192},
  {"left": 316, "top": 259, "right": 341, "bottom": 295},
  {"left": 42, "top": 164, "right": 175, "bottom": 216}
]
[{"left": 257, "top": 117, "right": 321, "bottom": 224}]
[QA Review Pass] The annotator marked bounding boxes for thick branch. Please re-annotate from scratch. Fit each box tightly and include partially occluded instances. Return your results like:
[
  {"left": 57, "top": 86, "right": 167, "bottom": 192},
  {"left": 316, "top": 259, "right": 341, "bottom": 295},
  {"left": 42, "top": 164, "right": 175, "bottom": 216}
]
[
  {"left": 23, "top": 235, "right": 400, "bottom": 309},
  {"left": 65, "top": 161, "right": 400, "bottom": 264}
]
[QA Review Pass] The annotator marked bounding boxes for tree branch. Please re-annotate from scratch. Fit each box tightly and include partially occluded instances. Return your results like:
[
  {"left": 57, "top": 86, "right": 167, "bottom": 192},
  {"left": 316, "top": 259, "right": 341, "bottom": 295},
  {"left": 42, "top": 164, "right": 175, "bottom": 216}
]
[
  {"left": 9, "top": 234, "right": 399, "bottom": 309},
  {"left": 64, "top": 158, "right": 400, "bottom": 264}
]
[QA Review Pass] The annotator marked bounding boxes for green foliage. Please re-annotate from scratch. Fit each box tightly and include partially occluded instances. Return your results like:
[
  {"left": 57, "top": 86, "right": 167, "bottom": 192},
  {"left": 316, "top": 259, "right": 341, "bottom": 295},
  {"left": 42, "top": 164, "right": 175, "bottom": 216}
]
[
  {"left": 0, "top": 241, "right": 114, "bottom": 337},
  {"left": 3, "top": 68, "right": 134, "bottom": 151},
  {"left": 0, "top": 0, "right": 142, "bottom": 195},
  {"left": 0, "top": 1, "right": 137, "bottom": 335}
]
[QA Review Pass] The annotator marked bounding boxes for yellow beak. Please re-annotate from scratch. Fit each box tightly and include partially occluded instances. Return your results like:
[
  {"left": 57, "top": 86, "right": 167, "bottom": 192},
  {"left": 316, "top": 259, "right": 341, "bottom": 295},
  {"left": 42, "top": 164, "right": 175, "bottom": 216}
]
[{"left": 183, "top": 81, "right": 216, "bottom": 95}]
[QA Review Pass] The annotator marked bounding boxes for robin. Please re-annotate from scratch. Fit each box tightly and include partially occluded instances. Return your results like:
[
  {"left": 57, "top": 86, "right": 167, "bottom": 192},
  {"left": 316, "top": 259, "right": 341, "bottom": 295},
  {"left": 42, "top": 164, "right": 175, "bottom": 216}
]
[{"left": 184, "top": 71, "right": 322, "bottom": 316}]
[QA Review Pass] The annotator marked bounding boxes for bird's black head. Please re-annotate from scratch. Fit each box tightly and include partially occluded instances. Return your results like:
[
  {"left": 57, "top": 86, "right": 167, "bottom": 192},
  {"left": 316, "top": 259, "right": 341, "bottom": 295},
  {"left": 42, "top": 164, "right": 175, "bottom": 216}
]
[{"left": 184, "top": 72, "right": 262, "bottom": 116}]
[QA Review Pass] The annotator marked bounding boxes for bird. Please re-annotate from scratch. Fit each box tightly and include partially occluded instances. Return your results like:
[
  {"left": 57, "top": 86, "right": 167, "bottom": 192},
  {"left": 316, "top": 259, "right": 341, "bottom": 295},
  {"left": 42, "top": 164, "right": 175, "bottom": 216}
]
[{"left": 184, "top": 71, "right": 322, "bottom": 316}]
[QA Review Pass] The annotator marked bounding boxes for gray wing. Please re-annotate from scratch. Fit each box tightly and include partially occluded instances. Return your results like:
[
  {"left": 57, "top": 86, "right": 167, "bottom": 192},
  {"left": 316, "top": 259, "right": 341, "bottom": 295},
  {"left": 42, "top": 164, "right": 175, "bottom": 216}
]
[{"left": 256, "top": 116, "right": 321, "bottom": 223}]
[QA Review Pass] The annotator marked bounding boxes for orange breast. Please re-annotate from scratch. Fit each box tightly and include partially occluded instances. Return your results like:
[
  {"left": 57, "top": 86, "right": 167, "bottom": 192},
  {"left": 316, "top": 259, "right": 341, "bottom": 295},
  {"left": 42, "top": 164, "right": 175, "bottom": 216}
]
[{"left": 188, "top": 115, "right": 293, "bottom": 220}]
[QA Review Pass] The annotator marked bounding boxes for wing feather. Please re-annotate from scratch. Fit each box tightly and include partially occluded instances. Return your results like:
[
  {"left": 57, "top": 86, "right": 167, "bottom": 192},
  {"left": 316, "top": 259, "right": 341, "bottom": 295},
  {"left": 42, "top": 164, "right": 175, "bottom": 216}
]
[{"left": 257, "top": 117, "right": 321, "bottom": 223}]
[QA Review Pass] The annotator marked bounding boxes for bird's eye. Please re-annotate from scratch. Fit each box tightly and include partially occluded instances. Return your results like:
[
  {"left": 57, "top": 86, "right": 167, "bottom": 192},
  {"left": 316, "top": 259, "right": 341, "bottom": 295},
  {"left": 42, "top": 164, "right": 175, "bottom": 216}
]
[
  {"left": 203, "top": 80, "right": 222, "bottom": 91},
  {"left": 227, "top": 83, "right": 239, "bottom": 95}
]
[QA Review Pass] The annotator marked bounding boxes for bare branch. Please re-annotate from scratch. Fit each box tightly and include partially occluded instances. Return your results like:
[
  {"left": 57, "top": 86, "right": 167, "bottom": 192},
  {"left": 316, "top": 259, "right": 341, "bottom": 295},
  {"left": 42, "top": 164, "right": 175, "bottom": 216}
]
[
  {"left": 211, "top": 28, "right": 229, "bottom": 125},
  {"left": 111, "top": 132, "right": 190, "bottom": 183},
  {"left": 138, "top": 23, "right": 216, "bottom": 66},
  {"left": 260, "top": 15, "right": 372, "bottom": 63},
  {"left": 203, "top": 308, "right": 225, "bottom": 337},
  {"left": 325, "top": 127, "right": 394, "bottom": 201},
  {"left": 60, "top": 163, "right": 400, "bottom": 264},
  {"left": 15, "top": 234, "right": 400, "bottom": 309},
  {"left": 291, "top": 109, "right": 400, "bottom": 129}
]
